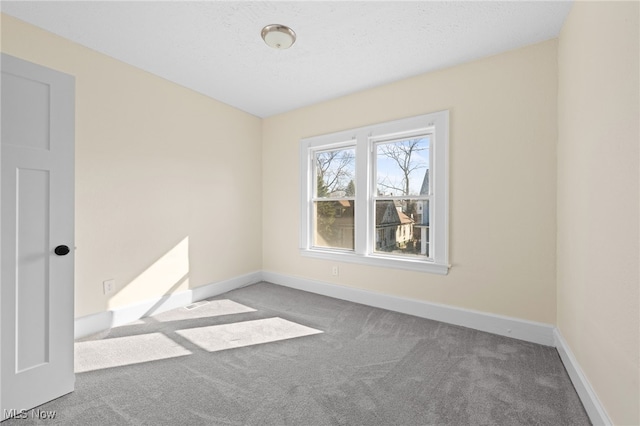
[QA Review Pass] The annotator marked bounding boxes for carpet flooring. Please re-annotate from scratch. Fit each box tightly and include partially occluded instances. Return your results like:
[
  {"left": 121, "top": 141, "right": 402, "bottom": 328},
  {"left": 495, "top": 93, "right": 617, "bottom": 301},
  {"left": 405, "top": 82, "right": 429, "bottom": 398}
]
[{"left": 3, "top": 282, "right": 590, "bottom": 425}]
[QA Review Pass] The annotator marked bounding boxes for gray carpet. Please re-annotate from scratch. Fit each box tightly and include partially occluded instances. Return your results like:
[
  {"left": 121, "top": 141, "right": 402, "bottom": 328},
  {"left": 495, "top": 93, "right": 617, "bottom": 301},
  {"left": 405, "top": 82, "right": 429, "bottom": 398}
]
[{"left": 3, "top": 282, "right": 590, "bottom": 425}]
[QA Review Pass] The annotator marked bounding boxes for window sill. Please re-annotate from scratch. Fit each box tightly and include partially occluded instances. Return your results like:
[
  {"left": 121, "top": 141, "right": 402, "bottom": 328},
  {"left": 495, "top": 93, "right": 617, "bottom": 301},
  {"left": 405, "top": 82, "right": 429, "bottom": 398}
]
[{"left": 300, "top": 248, "right": 450, "bottom": 275}]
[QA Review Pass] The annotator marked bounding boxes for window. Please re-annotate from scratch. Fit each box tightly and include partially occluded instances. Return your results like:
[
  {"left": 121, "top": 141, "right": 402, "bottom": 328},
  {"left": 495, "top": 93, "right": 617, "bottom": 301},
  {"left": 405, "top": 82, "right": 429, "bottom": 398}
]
[
  {"left": 300, "top": 111, "right": 449, "bottom": 274},
  {"left": 313, "top": 147, "right": 355, "bottom": 250}
]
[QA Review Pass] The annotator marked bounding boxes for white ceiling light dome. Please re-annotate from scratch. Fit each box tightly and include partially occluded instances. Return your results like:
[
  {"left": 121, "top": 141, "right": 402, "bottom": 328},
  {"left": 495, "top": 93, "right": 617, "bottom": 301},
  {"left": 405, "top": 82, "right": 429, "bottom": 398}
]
[{"left": 261, "top": 24, "right": 296, "bottom": 50}]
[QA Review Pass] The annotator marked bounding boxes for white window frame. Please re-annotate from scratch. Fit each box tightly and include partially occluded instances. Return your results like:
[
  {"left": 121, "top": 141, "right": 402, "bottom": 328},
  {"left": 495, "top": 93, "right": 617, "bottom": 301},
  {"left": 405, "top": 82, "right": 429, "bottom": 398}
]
[{"left": 300, "top": 111, "right": 449, "bottom": 275}]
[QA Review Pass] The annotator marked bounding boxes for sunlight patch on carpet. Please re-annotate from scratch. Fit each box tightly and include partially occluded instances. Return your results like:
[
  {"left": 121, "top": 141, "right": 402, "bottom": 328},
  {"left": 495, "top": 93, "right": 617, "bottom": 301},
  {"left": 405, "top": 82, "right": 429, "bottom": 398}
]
[
  {"left": 75, "top": 332, "right": 191, "bottom": 373},
  {"left": 175, "top": 317, "right": 323, "bottom": 352}
]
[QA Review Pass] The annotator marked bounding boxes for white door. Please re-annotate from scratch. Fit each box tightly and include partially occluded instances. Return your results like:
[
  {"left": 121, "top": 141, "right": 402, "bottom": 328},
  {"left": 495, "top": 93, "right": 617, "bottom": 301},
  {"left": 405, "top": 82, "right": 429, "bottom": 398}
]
[{"left": 1, "top": 54, "right": 75, "bottom": 420}]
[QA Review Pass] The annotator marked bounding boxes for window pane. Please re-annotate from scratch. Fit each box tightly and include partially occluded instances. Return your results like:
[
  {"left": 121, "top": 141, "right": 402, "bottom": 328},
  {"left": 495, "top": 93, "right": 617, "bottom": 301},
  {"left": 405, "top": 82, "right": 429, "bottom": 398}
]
[
  {"left": 374, "top": 199, "right": 429, "bottom": 258},
  {"left": 314, "top": 200, "right": 354, "bottom": 250},
  {"left": 315, "top": 148, "right": 356, "bottom": 198},
  {"left": 376, "top": 138, "right": 429, "bottom": 197}
]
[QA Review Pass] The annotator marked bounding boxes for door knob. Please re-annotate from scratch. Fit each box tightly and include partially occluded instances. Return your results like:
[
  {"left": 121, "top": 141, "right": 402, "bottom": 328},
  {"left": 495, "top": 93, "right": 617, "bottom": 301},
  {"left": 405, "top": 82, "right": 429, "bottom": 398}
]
[{"left": 54, "top": 245, "right": 70, "bottom": 256}]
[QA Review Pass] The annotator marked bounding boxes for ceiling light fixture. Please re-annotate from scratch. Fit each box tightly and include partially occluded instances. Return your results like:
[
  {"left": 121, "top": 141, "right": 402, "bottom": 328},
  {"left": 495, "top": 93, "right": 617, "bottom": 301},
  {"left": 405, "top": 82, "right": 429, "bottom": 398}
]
[{"left": 261, "top": 24, "right": 296, "bottom": 50}]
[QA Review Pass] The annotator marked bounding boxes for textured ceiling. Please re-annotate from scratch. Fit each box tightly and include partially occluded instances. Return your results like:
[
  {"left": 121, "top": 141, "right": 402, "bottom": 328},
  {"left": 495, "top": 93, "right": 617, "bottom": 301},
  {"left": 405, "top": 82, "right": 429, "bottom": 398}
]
[{"left": 1, "top": 1, "right": 573, "bottom": 117}]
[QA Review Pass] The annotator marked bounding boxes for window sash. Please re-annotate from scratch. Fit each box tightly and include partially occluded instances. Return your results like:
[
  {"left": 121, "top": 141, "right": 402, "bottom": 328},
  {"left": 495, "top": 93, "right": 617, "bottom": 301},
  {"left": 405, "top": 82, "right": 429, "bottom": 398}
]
[
  {"left": 371, "top": 133, "right": 433, "bottom": 198},
  {"left": 370, "top": 197, "right": 432, "bottom": 260},
  {"left": 311, "top": 199, "right": 355, "bottom": 251},
  {"left": 312, "top": 145, "right": 356, "bottom": 199}
]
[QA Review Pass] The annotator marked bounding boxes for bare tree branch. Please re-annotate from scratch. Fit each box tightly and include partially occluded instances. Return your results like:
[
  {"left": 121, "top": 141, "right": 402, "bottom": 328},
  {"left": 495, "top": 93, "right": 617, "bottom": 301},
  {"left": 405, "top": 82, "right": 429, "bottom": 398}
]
[
  {"left": 376, "top": 180, "right": 405, "bottom": 196},
  {"left": 316, "top": 149, "right": 355, "bottom": 194},
  {"left": 377, "top": 139, "right": 426, "bottom": 196}
]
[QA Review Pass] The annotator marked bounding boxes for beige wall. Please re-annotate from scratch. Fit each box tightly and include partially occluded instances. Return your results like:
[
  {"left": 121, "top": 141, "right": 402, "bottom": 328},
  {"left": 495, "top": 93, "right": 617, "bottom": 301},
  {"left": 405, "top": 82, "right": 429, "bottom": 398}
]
[
  {"left": 1, "top": 14, "right": 263, "bottom": 318},
  {"left": 263, "top": 40, "right": 559, "bottom": 324},
  {"left": 557, "top": 2, "right": 640, "bottom": 425}
]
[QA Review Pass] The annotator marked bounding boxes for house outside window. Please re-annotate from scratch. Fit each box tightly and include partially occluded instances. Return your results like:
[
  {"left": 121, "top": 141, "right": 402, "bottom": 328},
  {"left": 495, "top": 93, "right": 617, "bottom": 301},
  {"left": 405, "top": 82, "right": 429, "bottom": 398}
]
[{"left": 300, "top": 111, "right": 449, "bottom": 274}]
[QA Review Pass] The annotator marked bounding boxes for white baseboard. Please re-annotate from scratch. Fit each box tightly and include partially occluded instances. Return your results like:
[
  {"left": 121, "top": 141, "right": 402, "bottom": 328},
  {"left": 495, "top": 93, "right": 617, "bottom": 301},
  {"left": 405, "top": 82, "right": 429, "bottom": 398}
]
[
  {"left": 262, "top": 271, "right": 555, "bottom": 346},
  {"left": 74, "top": 310, "right": 114, "bottom": 340},
  {"left": 554, "top": 329, "right": 612, "bottom": 426},
  {"left": 76, "top": 270, "right": 554, "bottom": 345},
  {"left": 191, "top": 271, "right": 261, "bottom": 301},
  {"left": 74, "top": 271, "right": 261, "bottom": 339}
]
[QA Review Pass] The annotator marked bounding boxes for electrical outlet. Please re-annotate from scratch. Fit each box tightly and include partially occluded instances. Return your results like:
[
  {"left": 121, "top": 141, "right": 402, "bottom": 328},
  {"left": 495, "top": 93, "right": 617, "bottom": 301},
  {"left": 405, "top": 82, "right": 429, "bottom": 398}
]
[
  {"left": 103, "top": 279, "right": 115, "bottom": 295},
  {"left": 332, "top": 266, "right": 339, "bottom": 276}
]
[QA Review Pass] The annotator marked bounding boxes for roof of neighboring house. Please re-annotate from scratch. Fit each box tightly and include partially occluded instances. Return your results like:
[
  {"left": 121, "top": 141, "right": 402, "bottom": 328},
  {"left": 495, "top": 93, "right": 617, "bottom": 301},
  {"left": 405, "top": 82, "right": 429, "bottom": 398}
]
[
  {"left": 376, "top": 201, "right": 414, "bottom": 227},
  {"left": 376, "top": 201, "right": 400, "bottom": 226},
  {"left": 398, "top": 211, "right": 414, "bottom": 225}
]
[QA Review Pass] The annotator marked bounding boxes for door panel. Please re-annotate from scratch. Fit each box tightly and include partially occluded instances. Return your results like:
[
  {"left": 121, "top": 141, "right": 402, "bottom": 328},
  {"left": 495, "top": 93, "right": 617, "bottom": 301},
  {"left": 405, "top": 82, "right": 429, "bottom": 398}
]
[
  {"left": 2, "top": 72, "right": 51, "bottom": 151},
  {"left": 1, "top": 54, "right": 75, "bottom": 420},
  {"left": 16, "top": 168, "right": 51, "bottom": 372}
]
